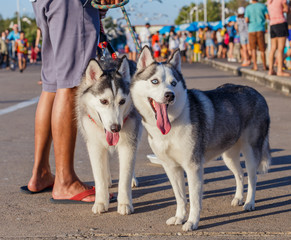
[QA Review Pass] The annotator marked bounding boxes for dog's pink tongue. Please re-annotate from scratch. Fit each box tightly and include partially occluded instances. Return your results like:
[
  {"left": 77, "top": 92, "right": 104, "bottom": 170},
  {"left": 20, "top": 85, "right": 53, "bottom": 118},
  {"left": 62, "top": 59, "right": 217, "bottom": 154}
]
[
  {"left": 155, "top": 102, "right": 171, "bottom": 135},
  {"left": 106, "top": 131, "right": 119, "bottom": 146}
]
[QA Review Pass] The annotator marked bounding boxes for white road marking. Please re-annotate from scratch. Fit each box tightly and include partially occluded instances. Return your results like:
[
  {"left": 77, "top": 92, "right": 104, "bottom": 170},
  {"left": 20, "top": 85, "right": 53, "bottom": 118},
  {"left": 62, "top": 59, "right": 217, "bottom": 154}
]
[{"left": 0, "top": 97, "right": 39, "bottom": 116}]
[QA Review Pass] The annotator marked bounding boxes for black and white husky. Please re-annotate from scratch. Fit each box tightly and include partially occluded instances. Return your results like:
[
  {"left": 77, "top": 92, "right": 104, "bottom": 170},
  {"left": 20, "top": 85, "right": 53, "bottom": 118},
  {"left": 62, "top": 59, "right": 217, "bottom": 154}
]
[
  {"left": 76, "top": 57, "right": 141, "bottom": 215},
  {"left": 131, "top": 47, "right": 271, "bottom": 231}
]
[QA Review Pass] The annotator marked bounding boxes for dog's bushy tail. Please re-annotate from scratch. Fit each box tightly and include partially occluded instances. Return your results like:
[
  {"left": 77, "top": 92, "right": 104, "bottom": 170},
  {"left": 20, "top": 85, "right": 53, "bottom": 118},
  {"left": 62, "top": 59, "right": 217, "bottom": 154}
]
[{"left": 258, "top": 135, "right": 271, "bottom": 174}]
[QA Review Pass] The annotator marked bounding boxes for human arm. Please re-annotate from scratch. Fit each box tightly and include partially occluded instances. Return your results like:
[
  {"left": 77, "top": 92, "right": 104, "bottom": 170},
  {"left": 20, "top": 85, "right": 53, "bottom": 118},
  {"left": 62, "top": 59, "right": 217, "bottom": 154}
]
[
  {"left": 35, "top": 28, "right": 41, "bottom": 53},
  {"left": 264, "top": 4, "right": 269, "bottom": 20},
  {"left": 283, "top": 0, "right": 289, "bottom": 13},
  {"left": 244, "top": 7, "right": 249, "bottom": 23}
]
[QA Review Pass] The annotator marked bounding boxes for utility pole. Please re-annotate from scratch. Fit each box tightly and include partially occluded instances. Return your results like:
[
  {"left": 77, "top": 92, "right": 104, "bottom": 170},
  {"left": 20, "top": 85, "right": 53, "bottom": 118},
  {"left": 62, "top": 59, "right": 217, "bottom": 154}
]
[
  {"left": 16, "top": 0, "right": 21, "bottom": 30},
  {"left": 222, "top": 0, "right": 225, "bottom": 26},
  {"left": 203, "top": 0, "right": 207, "bottom": 23},
  {"left": 196, "top": 0, "right": 199, "bottom": 22}
]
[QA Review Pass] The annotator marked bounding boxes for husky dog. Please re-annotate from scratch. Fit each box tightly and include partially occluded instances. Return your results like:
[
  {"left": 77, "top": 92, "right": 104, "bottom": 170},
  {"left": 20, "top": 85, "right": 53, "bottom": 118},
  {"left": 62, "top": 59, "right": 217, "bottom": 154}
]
[
  {"left": 131, "top": 47, "right": 271, "bottom": 231},
  {"left": 76, "top": 56, "right": 142, "bottom": 215}
]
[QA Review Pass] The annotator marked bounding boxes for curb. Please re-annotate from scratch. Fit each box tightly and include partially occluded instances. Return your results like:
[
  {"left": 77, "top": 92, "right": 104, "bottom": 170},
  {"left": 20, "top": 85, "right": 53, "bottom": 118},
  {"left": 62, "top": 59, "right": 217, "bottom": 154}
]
[{"left": 202, "top": 59, "right": 291, "bottom": 96}]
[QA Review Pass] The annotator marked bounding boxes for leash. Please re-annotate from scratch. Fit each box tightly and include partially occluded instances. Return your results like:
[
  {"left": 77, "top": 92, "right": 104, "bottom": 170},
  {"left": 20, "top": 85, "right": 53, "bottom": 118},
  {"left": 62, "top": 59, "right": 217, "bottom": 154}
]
[{"left": 91, "top": 0, "right": 141, "bottom": 54}]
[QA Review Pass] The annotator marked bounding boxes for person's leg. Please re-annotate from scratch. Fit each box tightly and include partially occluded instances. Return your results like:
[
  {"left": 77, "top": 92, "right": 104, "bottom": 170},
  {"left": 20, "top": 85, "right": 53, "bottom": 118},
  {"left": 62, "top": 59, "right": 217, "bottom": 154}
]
[
  {"left": 261, "top": 51, "right": 267, "bottom": 70},
  {"left": 22, "top": 57, "right": 27, "bottom": 71},
  {"left": 241, "top": 44, "right": 250, "bottom": 66},
  {"left": 228, "top": 42, "right": 234, "bottom": 59},
  {"left": 18, "top": 55, "right": 23, "bottom": 71},
  {"left": 252, "top": 49, "right": 257, "bottom": 70},
  {"left": 132, "top": 51, "right": 137, "bottom": 62},
  {"left": 210, "top": 45, "right": 214, "bottom": 58},
  {"left": 268, "top": 38, "right": 277, "bottom": 75},
  {"left": 27, "top": 91, "right": 55, "bottom": 192},
  {"left": 277, "top": 36, "right": 290, "bottom": 76},
  {"left": 51, "top": 87, "right": 94, "bottom": 201}
]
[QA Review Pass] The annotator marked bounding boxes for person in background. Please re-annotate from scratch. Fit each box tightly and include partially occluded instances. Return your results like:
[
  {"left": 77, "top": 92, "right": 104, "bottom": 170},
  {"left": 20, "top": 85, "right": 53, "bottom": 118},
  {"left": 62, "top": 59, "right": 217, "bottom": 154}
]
[
  {"left": 236, "top": 7, "right": 250, "bottom": 66},
  {"left": 139, "top": 22, "right": 151, "bottom": 48},
  {"left": 15, "top": 31, "right": 28, "bottom": 73},
  {"left": 168, "top": 30, "right": 179, "bottom": 55},
  {"left": 153, "top": 39, "right": 161, "bottom": 61},
  {"left": 226, "top": 21, "right": 236, "bottom": 62},
  {"left": 186, "top": 32, "right": 196, "bottom": 63},
  {"left": 178, "top": 32, "right": 187, "bottom": 63},
  {"left": 160, "top": 43, "right": 168, "bottom": 60},
  {"left": 233, "top": 32, "right": 241, "bottom": 62},
  {"left": 204, "top": 26, "right": 215, "bottom": 59},
  {"left": 7, "top": 24, "right": 20, "bottom": 69},
  {"left": 216, "top": 28, "right": 223, "bottom": 58},
  {"left": 222, "top": 27, "right": 229, "bottom": 59},
  {"left": 125, "top": 26, "right": 138, "bottom": 61},
  {"left": 245, "top": 0, "right": 269, "bottom": 71},
  {"left": 198, "top": 27, "right": 205, "bottom": 58},
  {"left": 0, "top": 31, "right": 9, "bottom": 69},
  {"left": 267, "top": 0, "right": 290, "bottom": 76},
  {"left": 283, "top": 1, "right": 291, "bottom": 68},
  {"left": 151, "top": 31, "right": 160, "bottom": 49}
]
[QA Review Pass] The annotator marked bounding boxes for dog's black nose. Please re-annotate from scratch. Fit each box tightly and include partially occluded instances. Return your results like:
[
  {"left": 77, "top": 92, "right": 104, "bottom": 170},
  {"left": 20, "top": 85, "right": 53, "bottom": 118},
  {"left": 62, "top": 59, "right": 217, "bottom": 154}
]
[
  {"left": 164, "top": 92, "right": 175, "bottom": 103},
  {"left": 110, "top": 124, "right": 121, "bottom": 133}
]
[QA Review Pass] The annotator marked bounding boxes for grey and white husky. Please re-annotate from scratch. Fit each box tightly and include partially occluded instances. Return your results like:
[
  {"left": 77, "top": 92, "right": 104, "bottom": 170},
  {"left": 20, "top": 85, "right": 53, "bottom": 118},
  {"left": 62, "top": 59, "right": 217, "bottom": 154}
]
[
  {"left": 76, "top": 56, "right": 142, "bottom": 215},
  {"left": 131, "top": 47, "right": 271, "bottom": 231}
]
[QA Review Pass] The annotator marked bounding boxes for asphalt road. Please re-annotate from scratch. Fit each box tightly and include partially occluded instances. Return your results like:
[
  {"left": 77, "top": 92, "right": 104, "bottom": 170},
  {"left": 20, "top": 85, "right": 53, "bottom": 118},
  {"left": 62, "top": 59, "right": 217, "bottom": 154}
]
[{"left": 0, "top": 63, "right": 290, "bottom": 239}]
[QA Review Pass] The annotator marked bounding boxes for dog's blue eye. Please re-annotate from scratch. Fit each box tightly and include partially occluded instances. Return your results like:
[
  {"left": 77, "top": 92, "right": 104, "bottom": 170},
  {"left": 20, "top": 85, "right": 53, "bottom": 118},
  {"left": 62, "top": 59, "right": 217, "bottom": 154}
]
[
  {"left": 100, "top": 99, "right": 109, "bottom": 105},
  {"left": 119, "top": 99, "right": 126, "bottom": 105},
  {"left": 151, "top": 79, "right": 159, "bottom": 85},
  {"left": 171, "top": 81, "right": 177, "bottom": 87}
]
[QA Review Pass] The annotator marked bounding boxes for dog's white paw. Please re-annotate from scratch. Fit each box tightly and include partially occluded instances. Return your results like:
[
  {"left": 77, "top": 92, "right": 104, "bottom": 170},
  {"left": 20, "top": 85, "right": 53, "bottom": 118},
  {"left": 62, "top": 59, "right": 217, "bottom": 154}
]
[
  {"left": 243, "top": 202, "right": 255, "bottom": 211},
  {"left": 118, "top": 203, "right": 134, "bottom": 215},
  {"left": 231, "top": 197, "right": 243, "bottom": 206},
  {"left": 131, "top": 177, "right": 139, "bottom": 188},
  {"left": 182, "top": 221, "right": 198, "bottom": 232},
  {"left": 166, "top": 216, "right": 184, "bottom": 225},
  {"left": 92, "top": 202, "right": 108, "bottom": 214}
]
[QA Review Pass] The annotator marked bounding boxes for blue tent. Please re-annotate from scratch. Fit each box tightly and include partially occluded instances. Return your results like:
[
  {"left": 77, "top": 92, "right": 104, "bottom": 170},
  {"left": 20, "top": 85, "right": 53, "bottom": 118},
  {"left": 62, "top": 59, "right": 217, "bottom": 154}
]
[
  {"left": 175, "top": 23, "right": 198, "bottom": 32},
  {"left": 159, "top": 26, "right": 173, "bottom": 34},
  {"left": 208, "top": 21, "right": 223, "bottom": 31}
]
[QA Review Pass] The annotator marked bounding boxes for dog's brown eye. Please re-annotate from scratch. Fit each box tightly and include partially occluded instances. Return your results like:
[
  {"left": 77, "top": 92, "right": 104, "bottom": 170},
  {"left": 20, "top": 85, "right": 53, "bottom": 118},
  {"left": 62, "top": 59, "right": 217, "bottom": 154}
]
[
  {"left": 100, "top": 99, "right": 109, "bottom": 105},
  {"left": 151, "top": 79, "right": 159, "bottom": 85},
  {"left": 171, "top": 81, "right": 177, "bottom": 87},
  {"left": 119, "top": 99, "right": 126, "bottom": 105}
]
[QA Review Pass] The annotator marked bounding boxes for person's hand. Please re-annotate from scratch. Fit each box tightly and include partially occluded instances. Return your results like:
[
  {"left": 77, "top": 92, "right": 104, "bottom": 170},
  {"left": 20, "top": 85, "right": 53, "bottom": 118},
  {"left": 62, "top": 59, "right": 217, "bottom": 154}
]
[{"left": 35, "top": 46, "right": 40, "bottom": 54}]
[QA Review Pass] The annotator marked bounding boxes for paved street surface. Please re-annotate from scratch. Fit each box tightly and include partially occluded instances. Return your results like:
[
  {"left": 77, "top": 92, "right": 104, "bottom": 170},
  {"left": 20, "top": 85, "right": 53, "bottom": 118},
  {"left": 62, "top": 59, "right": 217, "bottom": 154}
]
[{"left": 0, "top": 63, "right": 290, "bottom": 239}]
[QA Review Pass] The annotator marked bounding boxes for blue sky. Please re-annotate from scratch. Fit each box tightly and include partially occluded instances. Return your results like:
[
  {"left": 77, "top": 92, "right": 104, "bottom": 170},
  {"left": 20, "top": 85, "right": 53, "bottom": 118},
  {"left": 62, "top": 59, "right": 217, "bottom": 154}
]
[{"left": 0, "top": 0, "right": 199, "bottom": 25}]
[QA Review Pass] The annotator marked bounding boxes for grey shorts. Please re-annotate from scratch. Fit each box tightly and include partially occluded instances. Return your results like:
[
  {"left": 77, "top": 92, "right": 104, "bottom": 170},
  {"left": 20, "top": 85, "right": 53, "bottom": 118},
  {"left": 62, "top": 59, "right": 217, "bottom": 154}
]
[{"left": 32, "top": 0, "right": 100, "bottom": 92}]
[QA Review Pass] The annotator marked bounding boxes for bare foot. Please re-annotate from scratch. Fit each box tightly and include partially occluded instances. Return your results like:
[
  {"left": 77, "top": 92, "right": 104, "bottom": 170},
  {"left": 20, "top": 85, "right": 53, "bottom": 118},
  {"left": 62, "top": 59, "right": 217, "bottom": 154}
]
[
  {"left": 27, "top": 171, "right": 55, "bottom": 193},
  {"left": 52, "top": 179, "right": 95, "bottom": 202},
  {"left": 277, "top": 71, "right": 291, "bottom": 77},
  {"left": 268, "top": 70, "right": 276, "bottom": 76}
]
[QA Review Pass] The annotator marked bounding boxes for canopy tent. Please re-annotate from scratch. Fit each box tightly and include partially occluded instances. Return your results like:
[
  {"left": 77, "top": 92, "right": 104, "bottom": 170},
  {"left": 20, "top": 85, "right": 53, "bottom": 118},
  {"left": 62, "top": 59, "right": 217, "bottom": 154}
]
[
  {"left": 159, "top": 25, "right": 174, "bottom": 34},
  {"left": 158, "top": 16, "right": 237, "bottom": 35},
  {"left": 208, "top": 21, "right": 223, "bottom": 31},
  {"left": 175, "top": 23, "right": 198, "bottom": 32}
]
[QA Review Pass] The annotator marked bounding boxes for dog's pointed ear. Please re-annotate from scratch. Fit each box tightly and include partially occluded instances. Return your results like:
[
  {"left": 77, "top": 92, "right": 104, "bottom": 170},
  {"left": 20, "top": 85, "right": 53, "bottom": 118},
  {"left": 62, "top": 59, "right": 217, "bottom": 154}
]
[
  {"left": 137, "top": 46, "right": 155, "bottom": 70},
  {"left": 117, "top": 56, "right": 130, "bottom": 83},
  {"left": 168, "top": 49, "right": 181, "bottom": 72},
  {"left": 85, "top": 59, "right": 103, "bottom": 85}
]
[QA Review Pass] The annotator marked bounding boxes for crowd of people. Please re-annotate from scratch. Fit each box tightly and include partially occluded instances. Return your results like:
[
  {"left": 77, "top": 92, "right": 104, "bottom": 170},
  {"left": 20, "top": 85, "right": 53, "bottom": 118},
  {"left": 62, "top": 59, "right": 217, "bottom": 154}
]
[
  {"left": 125, "top": 0, "right": 291, "bottom": 77},
  {"left": 0, "top": 24, "right": 40, "bottom": 73}
]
